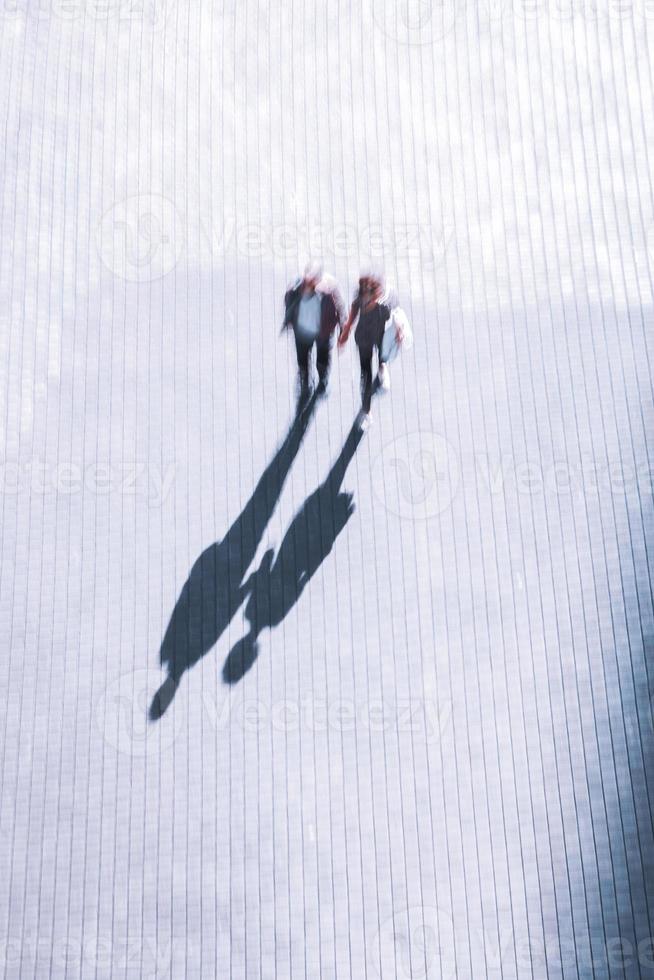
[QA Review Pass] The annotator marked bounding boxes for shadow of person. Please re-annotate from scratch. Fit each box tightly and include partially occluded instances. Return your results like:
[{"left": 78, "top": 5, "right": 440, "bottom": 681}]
[
  {"left": 150, "top": 390, "right": 318, "bottom": 720},
  {"left": 222, "top": 421, "right": 364, "bottom": 684}
]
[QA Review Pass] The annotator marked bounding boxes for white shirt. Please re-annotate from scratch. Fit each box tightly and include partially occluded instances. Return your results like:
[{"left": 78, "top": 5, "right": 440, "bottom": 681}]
[{"left": 296, "top": 291, "right": 322, "bottom": 341}]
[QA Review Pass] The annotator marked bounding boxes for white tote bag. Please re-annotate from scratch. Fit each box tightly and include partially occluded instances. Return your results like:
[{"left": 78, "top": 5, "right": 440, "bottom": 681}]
[{"left": 381, "top": 306, "right": 413, "bottom": 362}]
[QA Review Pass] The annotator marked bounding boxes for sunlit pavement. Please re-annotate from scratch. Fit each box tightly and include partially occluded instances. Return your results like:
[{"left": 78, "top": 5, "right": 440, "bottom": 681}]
[{"left": 1, "top": 3, "right": 653, "bottom": 977}]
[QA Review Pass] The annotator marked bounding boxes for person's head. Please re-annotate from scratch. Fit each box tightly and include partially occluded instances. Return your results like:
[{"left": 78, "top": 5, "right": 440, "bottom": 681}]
[
  {"left": 302, "top": 261, "right": 323, "bottom": 294},
  {"left": 359, "top": 270, "right": 384, "bottom": 304}
]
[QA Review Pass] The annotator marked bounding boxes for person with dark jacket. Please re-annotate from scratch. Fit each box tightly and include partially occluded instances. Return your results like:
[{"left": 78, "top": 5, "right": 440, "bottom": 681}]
[
  {"left": 283, "top": 263, "right": 345, "bottom": 395},
  {"left": 338, "top": 273, "right": 398, "bottom": 429}
]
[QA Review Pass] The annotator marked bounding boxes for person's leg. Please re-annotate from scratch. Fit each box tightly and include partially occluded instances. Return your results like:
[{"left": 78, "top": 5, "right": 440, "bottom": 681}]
[
  {"left": 316, "top": 336, "right": 332, "bottom": 385},
  {"left": 359, "top": 344, "right": 373, "bottom": 413},
  {"left": 294, "top": 331, "right": 311, "bottom": 388},
  {"left": 377, "top": 337, "right": 390, "bottom": 390}
]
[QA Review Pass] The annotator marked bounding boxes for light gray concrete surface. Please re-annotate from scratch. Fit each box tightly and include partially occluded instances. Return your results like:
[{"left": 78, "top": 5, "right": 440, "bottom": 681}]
[{"left": 1, "top": 1, "right": 653, "bottom": 977}]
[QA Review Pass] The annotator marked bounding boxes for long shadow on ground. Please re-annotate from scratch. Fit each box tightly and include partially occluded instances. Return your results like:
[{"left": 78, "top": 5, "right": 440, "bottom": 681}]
[
  {"left": 222, "top": 421, "right": 364, "bottom": 684},
  {"left": 150, "top": 392, "right": 318, "bottom": 720}
]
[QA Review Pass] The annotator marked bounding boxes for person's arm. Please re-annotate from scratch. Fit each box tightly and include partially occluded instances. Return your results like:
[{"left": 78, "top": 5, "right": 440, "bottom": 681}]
[
  {"left": 332, "top": 286, "right": 346, "bottom": 330},
  {"left": 392, "top": 306, "right": 409, "bottom": 343},
  {"left": 338, "top": 295, "right": 359, "bottom": 346},
  {"left": 281, "top": 286, "right": 298, "bottom": 333}
]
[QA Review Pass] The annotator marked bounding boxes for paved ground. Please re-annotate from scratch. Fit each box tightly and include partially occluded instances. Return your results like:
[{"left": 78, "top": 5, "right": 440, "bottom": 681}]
[{"left": 1, "top": 1, "right": 653, "bottom": 977}]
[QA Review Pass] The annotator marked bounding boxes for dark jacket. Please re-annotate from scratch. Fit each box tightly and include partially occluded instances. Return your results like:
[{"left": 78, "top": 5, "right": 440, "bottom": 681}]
[
  {"left": 284, "top": 280, "right": 345, "bottom": 342},
  {"left": 349, "top": 286, "right": 396, "bottom": 348}
]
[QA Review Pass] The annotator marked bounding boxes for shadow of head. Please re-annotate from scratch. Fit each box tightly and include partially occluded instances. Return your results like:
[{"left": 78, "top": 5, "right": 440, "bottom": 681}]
[
  {"left": 149, "top": 674, "right": 179, "bottom": 721},
  {"left": 222, "top": 632, "right": 260, "bottom": 685}
]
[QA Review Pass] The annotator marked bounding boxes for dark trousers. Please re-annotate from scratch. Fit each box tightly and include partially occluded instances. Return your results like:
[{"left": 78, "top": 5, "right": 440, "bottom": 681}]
[
  {"left": 358, "top": 340, "right": 385, "bottom": 413},
  {"left": 295, "top": 332, "right": 331, "bottom": 384}
]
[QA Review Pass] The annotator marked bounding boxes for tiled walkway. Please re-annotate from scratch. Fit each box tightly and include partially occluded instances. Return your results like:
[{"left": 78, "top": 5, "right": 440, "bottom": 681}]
[{"left": 1, "top": 2, "right": 653, "bottom": 977}]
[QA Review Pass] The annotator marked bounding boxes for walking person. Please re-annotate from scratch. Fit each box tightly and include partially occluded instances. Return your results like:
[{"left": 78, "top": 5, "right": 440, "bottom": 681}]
[
  {"left": 338, "top": 273, "right": 403, "bottom": 430},
  {"left": 283, "top": 263, "right": 345, "bottom": 397}
]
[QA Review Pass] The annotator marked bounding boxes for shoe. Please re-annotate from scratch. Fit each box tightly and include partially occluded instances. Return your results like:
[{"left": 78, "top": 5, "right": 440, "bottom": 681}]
[
  {"left": 378, "top": 363, "right": 390, "bottom": 391},
  {"left": 358, "top": 411, "right": 373, "bottom": 431}
]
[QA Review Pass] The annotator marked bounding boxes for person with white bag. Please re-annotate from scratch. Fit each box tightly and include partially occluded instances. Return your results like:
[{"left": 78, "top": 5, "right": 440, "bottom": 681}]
[
  {"left": 338, "top": 273, "right": 411, "bottom": 429},
  {"left": 379, "top": 292, "right": 413, "bottom": 381}
]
